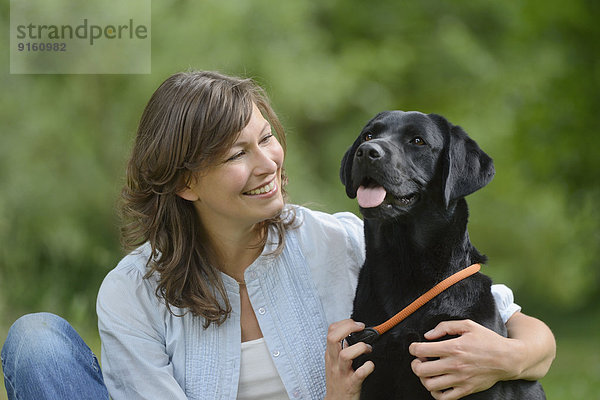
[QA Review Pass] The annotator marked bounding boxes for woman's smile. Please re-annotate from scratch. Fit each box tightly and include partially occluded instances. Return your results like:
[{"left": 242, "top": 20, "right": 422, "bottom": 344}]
[{"left": 244, "top": 179, "right": 277, "bottom": 196}]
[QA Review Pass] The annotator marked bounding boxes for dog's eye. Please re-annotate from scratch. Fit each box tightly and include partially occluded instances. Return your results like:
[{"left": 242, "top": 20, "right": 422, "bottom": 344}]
[
  {"left": 363, "top": 132, "right": 373, "bottom": 141},
  {"left": 410, "top": 137, "right": 426, "bottom": 146}
]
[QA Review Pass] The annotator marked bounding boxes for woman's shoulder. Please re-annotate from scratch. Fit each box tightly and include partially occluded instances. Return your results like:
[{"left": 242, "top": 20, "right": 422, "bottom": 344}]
[
  {"left": 286, "top": 204, "right": 364, "bottom": 254},
  {"left": 97, "top": 243, "right": 160, "bottom": 307},
  {"left": 107, "top": 243, "right": 154, "bottom": 279},
  {"left": 289, "top": 204, "right": 363, "bottom": 232}
]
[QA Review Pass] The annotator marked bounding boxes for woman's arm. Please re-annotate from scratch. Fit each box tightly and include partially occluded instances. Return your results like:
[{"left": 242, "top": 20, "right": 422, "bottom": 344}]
[
  {"left": 97, "top": 268, "right": 189, "bottom": 400},
  {"left": 408, "top": 313, "right": 555, "bottom": 400},
  {"left": 504, "top": 311, "right": 556, "bottom": 380}
]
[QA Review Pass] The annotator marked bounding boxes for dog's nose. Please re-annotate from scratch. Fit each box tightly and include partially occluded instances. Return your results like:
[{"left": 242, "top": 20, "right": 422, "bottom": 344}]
[{"left": 356, "top": 143, "right": 382, "bottom": 161}]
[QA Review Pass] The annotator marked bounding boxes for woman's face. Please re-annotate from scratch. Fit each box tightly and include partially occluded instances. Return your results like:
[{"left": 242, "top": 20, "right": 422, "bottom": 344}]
[{"left": 180, "top": 103, "right": 285, "bottom": 233}]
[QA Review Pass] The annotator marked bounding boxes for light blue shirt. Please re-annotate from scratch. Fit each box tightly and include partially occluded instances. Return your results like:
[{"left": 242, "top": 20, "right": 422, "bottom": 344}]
[{"left": 97, "top": 206, "right": 520, "bottom": 400}]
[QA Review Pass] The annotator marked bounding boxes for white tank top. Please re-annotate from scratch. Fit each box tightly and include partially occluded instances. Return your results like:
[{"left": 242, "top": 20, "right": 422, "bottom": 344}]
[{"left": 237, "top": 338, "right": 289, "bottom": 399}]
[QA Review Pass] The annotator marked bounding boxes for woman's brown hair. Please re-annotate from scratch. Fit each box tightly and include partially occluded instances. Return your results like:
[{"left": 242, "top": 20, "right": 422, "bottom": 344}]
[{"left": 120, "top": 70, "right": 293, "bottom": 327}]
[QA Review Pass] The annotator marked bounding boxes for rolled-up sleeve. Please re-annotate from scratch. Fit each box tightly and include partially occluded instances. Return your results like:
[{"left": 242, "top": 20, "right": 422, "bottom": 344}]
[
  {"left": 491, "top": 284, "right": 522, "bottom": 323},
  {"left": 97, "top": 265, "right": 188, "bottom": 400}
]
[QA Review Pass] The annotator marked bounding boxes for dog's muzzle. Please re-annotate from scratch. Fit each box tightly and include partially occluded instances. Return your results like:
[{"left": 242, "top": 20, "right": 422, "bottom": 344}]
[{"left": 355, "top": 142, "right": 384, "bottom": 164}]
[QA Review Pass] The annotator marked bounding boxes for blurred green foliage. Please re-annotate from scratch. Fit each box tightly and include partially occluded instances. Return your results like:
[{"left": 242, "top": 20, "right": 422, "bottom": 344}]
[{"left": 1, "top": 0, "right": 599, "bottom": 398}]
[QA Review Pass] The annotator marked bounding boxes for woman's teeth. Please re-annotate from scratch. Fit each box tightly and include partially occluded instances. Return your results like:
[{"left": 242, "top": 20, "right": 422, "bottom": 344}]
[{"left": 246, "top": 180, "right": 275, "bottom": 195}]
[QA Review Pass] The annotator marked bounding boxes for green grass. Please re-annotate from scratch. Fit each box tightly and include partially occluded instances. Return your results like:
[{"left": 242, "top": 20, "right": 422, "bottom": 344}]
[
  {"left": 542, "top": 336, "right": 600, "bottom": 398},
  {"left": 538, "top": 307, "right": 600, "bottom": 398},
  {"left": 2, "top": 310, "right": 599, "bottom": 399}
]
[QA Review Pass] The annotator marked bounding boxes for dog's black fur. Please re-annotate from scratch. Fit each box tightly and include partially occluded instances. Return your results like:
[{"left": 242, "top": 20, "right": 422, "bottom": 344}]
[{"left": 340, "top": 111, "right": 545, "bottom": 399}]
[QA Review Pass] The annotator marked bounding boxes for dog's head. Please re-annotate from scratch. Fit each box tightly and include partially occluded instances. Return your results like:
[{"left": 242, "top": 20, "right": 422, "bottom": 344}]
[{"left": 340, "top": 111, "right": 494, "bottom": 219}]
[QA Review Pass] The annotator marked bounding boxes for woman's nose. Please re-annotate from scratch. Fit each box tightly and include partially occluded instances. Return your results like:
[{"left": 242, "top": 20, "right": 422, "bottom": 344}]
[{"left": 253, "top": 147, "right": 279, "bottom": 175}]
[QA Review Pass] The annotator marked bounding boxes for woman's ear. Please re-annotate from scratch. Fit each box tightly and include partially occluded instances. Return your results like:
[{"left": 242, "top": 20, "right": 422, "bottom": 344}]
[
  {"left": 176, "top": 187, "right": 199, "bottom": 202},
  {"left": 176, "top": 173, "right": 200, "bottom": 201}
]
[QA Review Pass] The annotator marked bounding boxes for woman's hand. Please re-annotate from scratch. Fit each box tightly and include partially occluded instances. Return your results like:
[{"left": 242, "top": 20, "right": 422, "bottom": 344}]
[
  {"left": 408, "top": 313, "right": 555, "bottom": 400},
  {"left": 408, "top": 319, "right": 510, "bottom": 399},
  {"left": 324, "top": 319, "right": 375, "bottom": 400}
]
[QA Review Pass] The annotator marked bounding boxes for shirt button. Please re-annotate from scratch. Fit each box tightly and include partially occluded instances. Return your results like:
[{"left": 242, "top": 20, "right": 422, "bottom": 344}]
[
  {"left": 292, "top": 389, "right": 301, "bottom": 398},
  {"left": 258, "top": 307, "right": 266, "bottom": 315},
  {"left": 272, "top": 350, "right": 280, "bottom": 357}
]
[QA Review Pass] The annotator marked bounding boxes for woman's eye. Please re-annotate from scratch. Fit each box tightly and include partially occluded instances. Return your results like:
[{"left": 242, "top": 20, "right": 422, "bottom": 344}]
[
  {"left": 261, "top": 134, "right": 274, "bottom": 143},
  {"left": 363, "top": 132, "right": 373, "bottom": 141},
  {"left": 226, "top": 151, "right": 244, "bottom": 162},
  {"left": 410, "top": 137, "right": 426, "bottom": 146}
]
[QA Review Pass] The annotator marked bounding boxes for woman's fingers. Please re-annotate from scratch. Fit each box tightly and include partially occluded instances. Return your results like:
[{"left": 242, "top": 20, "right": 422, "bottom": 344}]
[
  {"left": 409, "top": 320, "right": 480, "bottom": 360},
  {"left": 411, "top": 360, "right": 471, "bottom": 400},
  {"left": 411, "top": 357, "right": 445, "bottom": 378},
  {"left": 326, "top": 319, "right": 365, "bottom": 360},
  {"left": 327, "top": 319, "right": 366, "bottom": 342},
  {"left": 409, "top": 340, "right": 452, "bottom": 359},
  {"left": 354, "top": 360, "right": 375, "bottom": 381},
  {"left": 423, "top": 319, "right": 473, "bottom": 340},
  {"left": 325, "top": 319, "right": 375, "bottom": 399},
  {"left": 339, "top": 341, "right": 373, "bottom": 364},
  {"left": 412, "top": 359, "right": 461, "bottom": 390},
  {"left": 429, "top": 386, "right": 470, "bottom": 400}
]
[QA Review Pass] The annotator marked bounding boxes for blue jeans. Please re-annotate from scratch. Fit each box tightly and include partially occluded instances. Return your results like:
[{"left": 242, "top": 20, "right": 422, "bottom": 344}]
[{"left": 1, "top": 313, "right": 109, "bottom": 400}]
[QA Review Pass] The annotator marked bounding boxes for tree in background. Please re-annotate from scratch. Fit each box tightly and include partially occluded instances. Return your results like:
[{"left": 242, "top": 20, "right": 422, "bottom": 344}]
[{"left": 0, "top": 0, "right": 597, "bottom": 334}]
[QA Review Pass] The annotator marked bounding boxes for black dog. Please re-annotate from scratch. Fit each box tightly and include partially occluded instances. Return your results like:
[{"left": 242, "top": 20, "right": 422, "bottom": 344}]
[{"left": 340, "top": 111, "right": 545, "bottom": 399}]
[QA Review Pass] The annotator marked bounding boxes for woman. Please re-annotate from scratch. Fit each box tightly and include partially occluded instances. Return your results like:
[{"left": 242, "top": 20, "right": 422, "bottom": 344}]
[{"left": 1, "top": 71, "right": 555, "bottom": 400}]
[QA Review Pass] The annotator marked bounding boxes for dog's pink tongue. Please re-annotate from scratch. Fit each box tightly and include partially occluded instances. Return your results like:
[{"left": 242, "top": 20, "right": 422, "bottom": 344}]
[{"left": 357, "top": 185, "right": 387, "bottom": 208}]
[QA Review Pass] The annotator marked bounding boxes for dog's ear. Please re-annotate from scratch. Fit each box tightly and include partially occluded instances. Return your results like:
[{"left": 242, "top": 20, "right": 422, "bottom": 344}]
[
  {"left": 430, "top": 114, "right": 495, "bottom": 207},
  {"left": 339, "top": 135, "right": 362, "bottom": 198}
]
